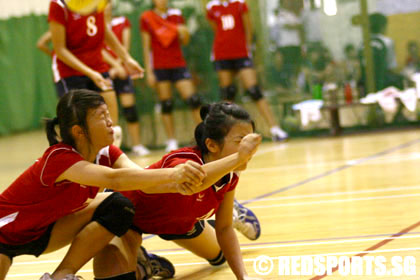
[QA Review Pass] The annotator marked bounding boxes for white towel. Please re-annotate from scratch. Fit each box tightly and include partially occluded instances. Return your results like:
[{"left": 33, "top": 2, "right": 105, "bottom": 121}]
[{"left": 293, "top": 100, "right": 323, "bottom": 126}]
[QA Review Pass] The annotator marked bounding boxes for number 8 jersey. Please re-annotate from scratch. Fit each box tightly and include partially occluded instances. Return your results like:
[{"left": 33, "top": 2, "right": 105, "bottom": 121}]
[
  {"left": 48, "top": 0, "right": 109, "bottom": 78},
  {"left": 206, "top": 0, "right": 250, "bottom": 61}
]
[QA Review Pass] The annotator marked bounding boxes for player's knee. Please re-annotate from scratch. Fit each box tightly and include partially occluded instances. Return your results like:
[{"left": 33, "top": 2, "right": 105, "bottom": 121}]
[
  {"left": 161, "top": 99, "right": 174, "bottom": 114},
  {"left": 122, "top": 105, "right": 139, "bottom": 123},
  {"left": 246, "top": 85, "right": 263, "bottom": 101},
  {"left": 94, "top": 271, "right": 136, "bottom": 280},
  {"left": 220, "top": 85, "right": 237, "bottom": 101},
  {"left": 208, "top": 250, "right": 226, "bottom": 266},
  {"left": 91, "top": 192, "right": 135, "bottom": 237},
  {"left": 185, "top": 94, "right": 201, "bottom": 109}
]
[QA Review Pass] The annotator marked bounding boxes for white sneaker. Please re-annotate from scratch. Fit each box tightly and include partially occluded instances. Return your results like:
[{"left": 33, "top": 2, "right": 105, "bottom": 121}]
[
  {"left": 165, "top": 139, "right": 178, "bottom": 152},
  {"left": 113, "top": 125, "right": 123, "bottom": 147},
  {"left": 132, "top": 144, "right": 151, "bottom": 156},
  {"left": 233, "top": 199, "right": 261, "bottom": 240},
  {"left": 39, "top": 273, "right": 53, "bottom": 280},
  {"left": 270, "top": 126, "right": 288, "bottom": 142}
]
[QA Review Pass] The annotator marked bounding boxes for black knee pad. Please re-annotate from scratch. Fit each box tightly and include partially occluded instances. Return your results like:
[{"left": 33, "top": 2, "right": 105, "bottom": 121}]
[
  {"left": 122, "top": 105, "right": 139, "bottom": 123},
  {"left": 92, "top": 192, "right": 135, "bottom": 237},
  {"left": 185, "top": 94, "right": 201, "bottom": 109},
  {"left": 220, "top": 85, "right": 237, "bottom": 101},
  {"left": 208, "top": 250, "right": 226, "bottom": 266},
  {"left": 161, "top": 99, "right": 174, "bottom": 114},
  {"left": 95, "top": 272, "right": 136, "bottom": 280},
  {"left": 246, "top": 85, "right": 264, "bottom": 101}
]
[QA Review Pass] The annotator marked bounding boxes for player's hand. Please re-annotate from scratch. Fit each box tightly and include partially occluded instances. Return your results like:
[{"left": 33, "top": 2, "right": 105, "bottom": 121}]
[
  {"left": 109, "top": 65, "right": 128, "bottom": 80},
  {"left": 123, "top": 56, "right": 144, "bottom": 79},
  {"left": 238, "top": 133, "right": 262, "bottom": 163},
  {"left": 174, "top": 182, "right": 198, "bottom": 195},
  {"left": 146, "top": 72, "right": 157, "bottom": 89},
  {"left": 89, "top": 71, "right": 112, "bottom": 91},
  {"left": 171, "top": 161, "right": 206, "bottom": 186}
]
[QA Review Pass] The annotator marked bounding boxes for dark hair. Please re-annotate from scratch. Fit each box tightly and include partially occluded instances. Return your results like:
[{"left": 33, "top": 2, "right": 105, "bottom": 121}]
[
  {"left": 45, "top": 89, "right": 105, "bottom": 147},
  {"left": 194, "top": 102, "right": 255, "bottom": 155},
  {"left": 369, "top": 13, "right": 387, "bottom": 34}
]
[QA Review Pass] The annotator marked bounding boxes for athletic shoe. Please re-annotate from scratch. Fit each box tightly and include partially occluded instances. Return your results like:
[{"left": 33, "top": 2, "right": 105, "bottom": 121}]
[
  {"left": 165, "top": 139, "right": 178, "bottom": 152},
  {"left": 233, "top": 199, "right": 261, "bottom": 240},
  {"left": 132, "top": 144, "right": 151, "bottom": 157},
  {"left": 39, "top": 274, "right": 84, "bottom": 280},
  {"left": 137, "top": 246, "right": 175, "bottom": 279},
  {"left": 270, "top": 126, "right": 288, "bottom": 142}
]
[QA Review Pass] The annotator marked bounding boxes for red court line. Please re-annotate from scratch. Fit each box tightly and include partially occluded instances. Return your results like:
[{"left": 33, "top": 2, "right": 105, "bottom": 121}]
[{"left": 310, "top": 219, "right": 420, "bottom": 280}]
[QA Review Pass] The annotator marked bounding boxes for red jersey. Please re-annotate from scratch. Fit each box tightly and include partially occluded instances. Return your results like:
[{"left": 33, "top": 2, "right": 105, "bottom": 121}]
[
  {"left": 122, "top": 147, "right": 239, "bottom": 235},
  {"left": 206, "top": 0, "right": 250, "bottom": 60},
  {"left": 104, "top": 16, "right": 131, "bottom": 59},
  {"left": 48, "top": 0, "right": 109, "bottom": 79},
  {"left": 140, "top": 9, "right": 186, "bottom": 69},
  {"left": 0, "top": 144, "right": 122, "bottom": 245}
]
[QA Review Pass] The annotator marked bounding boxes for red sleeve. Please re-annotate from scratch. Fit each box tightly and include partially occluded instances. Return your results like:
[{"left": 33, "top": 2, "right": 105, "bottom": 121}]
[
  {"left": 240, "top": 1, "right": 249, "bottom": 13},
  {"left": 108, "top": 145, "right": 124, "bottom": 166},
  {"left": 140, "top": 12, "right": 150, "bottom": 32},
  {"left": 124, "top": 17, "right": 131, "bottom": 28},
  {"left": 40, "top": 148, "right": 84, "bottom": 187},
  {"left": 227, "top": 174, "right": 239, "bottom": 192},
  {"left": 206, "top": 7, "right": 215, "bottom": 21},
  {"left": 147, "top": 151, "right": 202, "bottom": 169},
  {"left": 175, "top": 14, "right": 185, "bottom": 25},
  {"left": 48, "top": 0, "right": 67, "bottom": 25}
]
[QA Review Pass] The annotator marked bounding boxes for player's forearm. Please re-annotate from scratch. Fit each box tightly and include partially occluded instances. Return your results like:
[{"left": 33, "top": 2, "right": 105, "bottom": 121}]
[
  {"left": 55, "top": 47, "right": 96, "bottom": 77},
  {"left": 194, "top": 153, "right": 242, "bottom": 193},
  {"left": 101, "top": 49, "right": 122, "bottom": 68},
  {"left": 105, "top": 28, "right": 131, "bottom": 63},
  {"left": 110, "top": 168, "right": 178, "bottom": 191},
  {"left": 217, "top": 227, "right": 248, "bottom": 279}
]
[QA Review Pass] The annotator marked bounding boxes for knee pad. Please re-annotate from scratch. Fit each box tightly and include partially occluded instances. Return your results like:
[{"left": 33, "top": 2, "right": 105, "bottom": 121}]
[
  {"left": 185, "top": 94, "right": 201, "bottom": 109},
  {"left": 208, "top": 250, "right": 226, "bottom": 266},
  {"left": 246, "top": 85, "right": 264, "bottom": 101},
  {"left": 94, "top": 272, "right": 136, "bottom": 280},
  {"left": 160, "top": 99, "right": 174, "bottom": 114},
  {"left": 122, "top": 105, "right": 139, "bottom": 123},
  {"left": 92, "top": 192, "right": 135, "bottom": 237},
  {"left": 220, "top": 85, "right": 237, "bottom": 101}
]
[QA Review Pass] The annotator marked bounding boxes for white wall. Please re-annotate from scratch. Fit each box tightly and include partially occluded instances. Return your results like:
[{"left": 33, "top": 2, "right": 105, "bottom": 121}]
[{"left": 0, "top": 0, "right": 50, "bottom": 19}]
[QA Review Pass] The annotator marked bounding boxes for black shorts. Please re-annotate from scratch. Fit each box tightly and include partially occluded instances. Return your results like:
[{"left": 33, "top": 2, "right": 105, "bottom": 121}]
[
  {"left": 113, "top": 77, "right": 135, "bottom": 95},
  {"left": 0, "top": 223, "right": 55, "bottom": 261},
  {"left": 213, "top": 57, "right": 254, "bottom": 71},
  {"left": 153, "top": 67, "right": 192, "bottom": 83},
  {"left": 55, "top": 72, "right": 112, "bottom": 98},
  {"left": 131, "top": 220, "right": 205, "bottom": 241}
]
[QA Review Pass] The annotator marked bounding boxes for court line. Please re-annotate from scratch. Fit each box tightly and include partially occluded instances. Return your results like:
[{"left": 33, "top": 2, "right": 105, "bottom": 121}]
[
  {"left": 248, "top": 193, "right": 420, "bottom": 208},
  {"left": 12, "top": 232, "right": 420, "bottom": 267},
  {"left": 242, "top": 138, "right": 420, "bottom": 205},
  {"left": 242, "top": 185, "right": 420, "bottom": 202},
  {"left": 10, "top": 247, "right": 420, "bottom": 277},
  {"left": 310, "top": 219, "right": 420, "bottom": 279}
]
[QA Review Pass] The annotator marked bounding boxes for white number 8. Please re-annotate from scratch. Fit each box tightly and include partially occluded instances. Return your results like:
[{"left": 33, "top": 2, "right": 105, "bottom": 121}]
[{"left": 86, "top": 16, "right": 98, "bottom": 36}]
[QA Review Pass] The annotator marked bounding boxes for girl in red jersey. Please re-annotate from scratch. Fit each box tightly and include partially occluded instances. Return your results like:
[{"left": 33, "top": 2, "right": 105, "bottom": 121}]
[
  {"left": 48, "top": 0, "right": 144, "bottom": 147},
  {"left": 102, "top": 3, "right": 150, "bottom": 156},
  {"left": 140, "top": 0, "right": 202, "bottom": 152},
  {"left": 93, "top": 103, "right": 263, "bottom": 280},
  {"left": 0, "top": 89, "right": 205, "bottom": 280},
  {"left": 206, "top": 0, "right": 289, "bottom": 142}
]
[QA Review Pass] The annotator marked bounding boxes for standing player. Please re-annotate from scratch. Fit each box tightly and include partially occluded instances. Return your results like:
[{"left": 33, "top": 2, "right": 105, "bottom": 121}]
[
  {"left": 103, "top": 4, "right": 150, "bottom": 156},
  {"left": 140, "top": 0, "right": 202, "bottom": 152},
  {"left": 48, "top": 0, "right": 143, "bottom": 147},
  {"left": 0, "top": 89, "right": 205, "bottom": 280},
  {"left": 206, "top": 0, "right": 288, "bottom": 141},
  {"left": 93, "top": 103, "right": 263, "bottom": 280}
]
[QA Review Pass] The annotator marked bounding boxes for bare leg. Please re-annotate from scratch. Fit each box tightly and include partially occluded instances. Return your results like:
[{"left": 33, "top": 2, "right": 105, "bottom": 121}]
[
  {"left": 175, "top": 79, "right": 201, "bottom": 125},
  {"left": 238, "top": 68, "right": 277, "bottom": 128},
  {"left": 101, "top": 90, "right": 119, "bottom": 125},
  {"left": 156, "top": 81, "right": 175, "bottom": 140},
  {"left": 173, "top": 221, "right": 221, "bottom": 260},
  {"left": 0, "top": 255, "right": 11, "bottom": 280},
  {"left": 94, "top": 230, "right": 142, "bottom": 278},
  {"left": 119, "top": 93, "right": 141, "bottom": 146}
]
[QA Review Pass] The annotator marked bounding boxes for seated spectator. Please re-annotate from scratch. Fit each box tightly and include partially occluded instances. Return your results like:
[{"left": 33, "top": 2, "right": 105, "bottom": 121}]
[{"left": 266, "top": 49, "right": 293, "bottom": 94}]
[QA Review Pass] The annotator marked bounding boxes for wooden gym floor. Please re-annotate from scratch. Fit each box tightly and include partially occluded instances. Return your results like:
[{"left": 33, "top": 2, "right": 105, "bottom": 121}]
[{"left": 1, "top": 129, "right": 420, "bottom": 279}]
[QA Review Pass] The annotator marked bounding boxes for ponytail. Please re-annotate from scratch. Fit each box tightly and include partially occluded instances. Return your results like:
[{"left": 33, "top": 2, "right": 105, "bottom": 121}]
[{"left": 45, "top": 117, "right": 60, "bottom": 146}]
